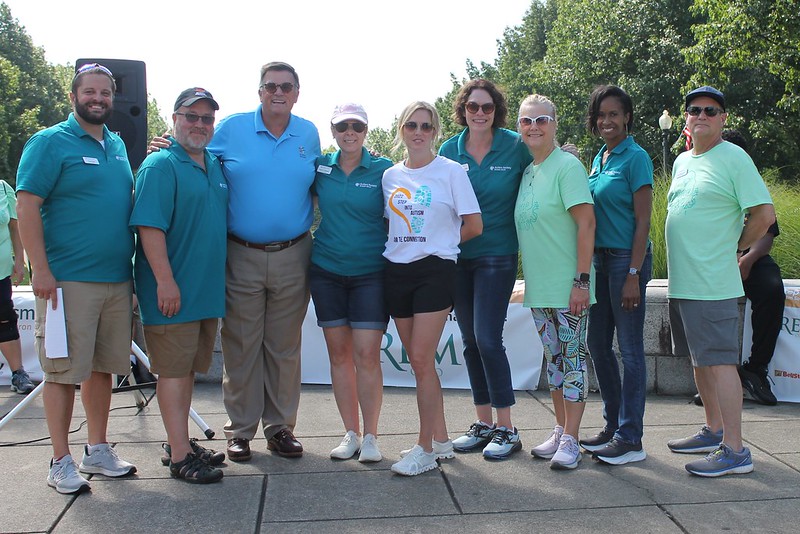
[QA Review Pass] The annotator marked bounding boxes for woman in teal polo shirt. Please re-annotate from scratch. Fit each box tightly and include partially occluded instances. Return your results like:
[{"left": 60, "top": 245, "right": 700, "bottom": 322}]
[
  {"left": 438, "top": 79, "right": 531, "bottom": 459},
  {"left": 310, "top": 103, "right": 393, "bottom": 464},
  {"left": 581, "top": 85, "right": 653, "bottom": 466}
]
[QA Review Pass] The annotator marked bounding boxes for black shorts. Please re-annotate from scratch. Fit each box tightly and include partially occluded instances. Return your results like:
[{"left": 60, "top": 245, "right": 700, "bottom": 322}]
[{"left": 384, "top": 256, "right": 456, "bottom": 318}]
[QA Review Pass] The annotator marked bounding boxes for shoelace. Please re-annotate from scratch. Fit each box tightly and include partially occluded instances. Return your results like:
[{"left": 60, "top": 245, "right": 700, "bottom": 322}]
[
  {"left": 491, "top": 428, "right": 515, "bottom": 444},
  {"left": 558, "top": 438, "right": 578, "bottom": 456},
  {"left": 468, "top": 422, "right": 492, "bottom": 437}
]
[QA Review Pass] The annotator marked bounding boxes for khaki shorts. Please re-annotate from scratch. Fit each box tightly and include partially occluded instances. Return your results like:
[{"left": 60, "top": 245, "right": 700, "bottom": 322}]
[
  {"left": 35, "top": 281, "right": 133, "bottom": 384},
  {"left": 669, "top": 298, "right": 740, "bottom": 367},
  {"left": 143, "top": 319, "right": 218, "bottom": 378}
]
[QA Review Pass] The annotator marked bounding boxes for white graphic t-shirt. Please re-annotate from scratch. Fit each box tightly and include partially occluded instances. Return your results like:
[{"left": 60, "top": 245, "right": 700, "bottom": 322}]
[{"left": 382, "top": 155, "right": 480, "bottom": 264}]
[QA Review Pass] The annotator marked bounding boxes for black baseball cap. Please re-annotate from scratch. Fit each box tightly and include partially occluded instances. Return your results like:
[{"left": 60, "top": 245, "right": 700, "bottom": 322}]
[
  {"left": 174, "top": 87, "right": 219, "bottom": 111},
  {"left": 685, "top": 86, "right": 726, "bottom": 111}
]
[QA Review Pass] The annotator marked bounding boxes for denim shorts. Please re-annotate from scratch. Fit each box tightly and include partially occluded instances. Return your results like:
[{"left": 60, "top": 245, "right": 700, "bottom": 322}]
[
  {"left": 384, "top": 255, "right": 456, "bottom": 318},
  {"left": 309, "top": 263, "right": 387, "bottom": 330}
]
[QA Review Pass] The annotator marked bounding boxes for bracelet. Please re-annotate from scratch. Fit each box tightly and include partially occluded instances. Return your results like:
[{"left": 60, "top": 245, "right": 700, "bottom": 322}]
[{"left": 573, "top": 278, "right": 590, "bottom": 290}]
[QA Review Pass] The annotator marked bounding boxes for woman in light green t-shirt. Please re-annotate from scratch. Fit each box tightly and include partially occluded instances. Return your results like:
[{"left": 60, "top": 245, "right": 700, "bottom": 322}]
[{"left": 514, "top": 95, "right": 595, "bottom": 471}]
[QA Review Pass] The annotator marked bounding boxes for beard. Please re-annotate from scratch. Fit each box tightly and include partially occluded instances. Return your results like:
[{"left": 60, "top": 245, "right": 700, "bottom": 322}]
[{"left": 75, "top": 100, "right": 112, "bottom": 125}]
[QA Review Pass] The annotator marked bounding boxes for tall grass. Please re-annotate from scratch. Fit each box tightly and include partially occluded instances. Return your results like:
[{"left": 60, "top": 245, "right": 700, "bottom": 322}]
[{"left": 649, "top": 169, "right": 799, "bottom": 279}]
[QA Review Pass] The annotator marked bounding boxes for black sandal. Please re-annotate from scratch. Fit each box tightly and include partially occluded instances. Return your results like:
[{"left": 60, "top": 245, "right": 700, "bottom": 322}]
[
  {"left": 169, "top": 453, "right": 223, "bottom": 484},
  {"left": 162, "top": 439, "right": 226, "bottom": 466}
]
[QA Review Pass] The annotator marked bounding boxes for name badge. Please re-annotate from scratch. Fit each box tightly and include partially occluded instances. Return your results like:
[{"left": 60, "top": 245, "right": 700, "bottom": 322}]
[
  {"left": 82, "top": 157, "right": 100, "bottom": 165},
  {"left": 461, "top": 163, "right": 470, "bottom": 171},
  {"left": 317, "top": 165, "right": 332, "bottom": 174}
]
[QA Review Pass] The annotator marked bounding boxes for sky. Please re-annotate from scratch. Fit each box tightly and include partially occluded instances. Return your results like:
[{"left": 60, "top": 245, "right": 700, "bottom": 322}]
[{"left": 4, "top": 0, "right": 534, "bottom": 147}]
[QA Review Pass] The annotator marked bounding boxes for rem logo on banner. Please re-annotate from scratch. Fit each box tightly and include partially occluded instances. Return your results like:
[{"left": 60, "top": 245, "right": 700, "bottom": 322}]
[{"left": 380, "top": 332, "right": 460, "bottom": 374}]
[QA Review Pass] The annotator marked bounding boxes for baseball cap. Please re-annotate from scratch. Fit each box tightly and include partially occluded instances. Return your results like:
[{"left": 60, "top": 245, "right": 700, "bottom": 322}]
[
  {"left": 685, "top": 86, "right": 726, "bottom": 111},
  {"left": 174, "top": 87, "right": 220, "bottom": 111},
  {"left": 331, "top": 103, "right": 368, "bottom": 125}
]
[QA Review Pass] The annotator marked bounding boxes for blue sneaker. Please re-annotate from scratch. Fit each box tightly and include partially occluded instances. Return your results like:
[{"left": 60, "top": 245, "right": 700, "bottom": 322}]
[
  {"left": 685, "top": 444, "right": 753, "bottom": 477},
  {"left": 667, "top": 426, "right": 722, "bottom": 454}
]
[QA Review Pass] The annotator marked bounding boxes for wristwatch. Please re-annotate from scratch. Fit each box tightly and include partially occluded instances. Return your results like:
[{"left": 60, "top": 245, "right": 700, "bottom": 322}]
[
  {"left": 576, "top": 272, "right": 590, "bottom": 282},
  {"left": 628, "top": 267, "right": 640, "bottom": 276}
]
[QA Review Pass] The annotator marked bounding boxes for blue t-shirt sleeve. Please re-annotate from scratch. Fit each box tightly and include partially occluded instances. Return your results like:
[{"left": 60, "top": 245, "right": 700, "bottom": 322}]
[{"left": 130, "top": 163, "right": 176, "bottom": 232}]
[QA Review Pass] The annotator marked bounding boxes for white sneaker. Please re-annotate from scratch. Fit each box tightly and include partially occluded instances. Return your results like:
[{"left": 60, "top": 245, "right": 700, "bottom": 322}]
[
  {"left": 531, "top": 425, "right": 564, "bottom": 459},
  {"left": 400, "top": 439, "right": 455, "bottom": 460},
  {"left": 550, "top": 434, "right": 582, "bottom": 470},
  {"left": 391, "top": 445, "right": 438, "bottom": 476},
  {"left": 330, "top": 430, "right": 361, "bottom": 459},
  {"left": 48, "top": 454, "right": 90, "bottom": 494},
  {"left": 358, "top": 434, "right": 382, "bottom": 463},
  {"left": 79, "top": 443, "right": 137, "bottom": 477}
]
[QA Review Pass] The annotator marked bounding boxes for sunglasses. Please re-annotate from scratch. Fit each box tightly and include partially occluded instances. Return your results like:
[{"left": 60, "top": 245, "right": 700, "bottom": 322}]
[
  {"left": 175, "top": 112, "right": 215, "bottom": 125},
  {"left": 333, "top": 122, "right": 366, "bottom": 133},
  {"left": 686, "top": 105, "right": 724, "bottom": 117},
  {"left": 75, "top": 62, "right": 114, "bottom": 77},
  {"left": 403, "top": 121, "right": 434, "bottom": 133},
  {"left": 260, "top": 82, "right": 296, "bottom": 94},
  {"left": 465, "top": 101, "right": 496, "bottom": 114},
  {"left": 518, "top": 115, "right": 554, "bottom": 126}
]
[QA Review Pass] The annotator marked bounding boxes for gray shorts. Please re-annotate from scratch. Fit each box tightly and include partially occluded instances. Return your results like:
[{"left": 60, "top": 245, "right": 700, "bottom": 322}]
[{"left": 669, "top": 298, "right": 739, "bottom": 367}]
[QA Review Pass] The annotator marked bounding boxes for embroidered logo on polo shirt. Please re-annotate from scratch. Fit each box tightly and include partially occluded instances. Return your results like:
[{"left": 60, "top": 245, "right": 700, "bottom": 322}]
[
  {"left": 490, "top": 165, "right": 512, "bottom": 172},
  {"left": 299, "top": 146, "right": 307, "bottom": 158},
  {"left": 115, "top": 155, "right": 127, "bottom": 161},
  {"left": 354, "top": 182, "right": 377, "bottom": 189}
]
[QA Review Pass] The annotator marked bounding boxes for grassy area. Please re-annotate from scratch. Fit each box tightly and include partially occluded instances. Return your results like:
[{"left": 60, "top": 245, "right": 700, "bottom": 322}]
[{"left": 645, "top": 169, "right": 797, "bottom": 279}]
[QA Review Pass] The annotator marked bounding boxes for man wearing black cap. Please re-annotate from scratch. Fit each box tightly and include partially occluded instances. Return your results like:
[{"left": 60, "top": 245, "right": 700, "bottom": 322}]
[
  {"left": 665, "top": 86, "right": 776, "bottom": 477},
  {"left": 131, "top": 88, "right": 228, "bottom": 483}
]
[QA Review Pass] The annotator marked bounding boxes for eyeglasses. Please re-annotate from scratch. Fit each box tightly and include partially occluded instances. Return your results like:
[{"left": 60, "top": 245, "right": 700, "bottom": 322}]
[
  {"left": 333, "top": 122, "right": 366, "bottom": 133},
  {"left": 260, "top": 82, "right": 296, "bottom": 94},
  {"left": 518, "top": 115, "right": 554, "bottom": 126},
  {"left": 75, "top": 63, "right": 114, "bottom": 77},
  {"left": 465, "top": 101, "right": 496, "bottom": 114},
  {"left": 403, "top": 121, "right": 434, "bottom": 133},
  {"left": 686, "top": 105, "right": 724, "bottom": 117},
  {"left": 175, "top": 112, "right": 215, "bottom": 125}
]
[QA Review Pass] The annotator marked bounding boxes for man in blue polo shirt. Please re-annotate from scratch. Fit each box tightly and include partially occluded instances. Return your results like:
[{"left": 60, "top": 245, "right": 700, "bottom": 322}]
[
  {"left": 131, "top": 87, "right": 228, "bottom": 484},
  {"left": 211, "top": 62, "right": 320, "bottom": 461},
  {"left": 16, "top": 63, "right": 137, "bottom": 494}
]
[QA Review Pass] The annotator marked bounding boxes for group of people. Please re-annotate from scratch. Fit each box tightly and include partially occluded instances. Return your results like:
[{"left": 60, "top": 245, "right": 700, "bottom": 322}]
[{"left": 11, "top": 57, "right": 778, "bottom": 493}]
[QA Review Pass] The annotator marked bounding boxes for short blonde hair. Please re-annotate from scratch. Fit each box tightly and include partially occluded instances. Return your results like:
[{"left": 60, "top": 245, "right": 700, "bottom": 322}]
[
  {"left": 518, "top": 94, "right": 557, "bottom": 125},
  {"left": 393, "top": 101, "right": 441, "bottom": 155}
]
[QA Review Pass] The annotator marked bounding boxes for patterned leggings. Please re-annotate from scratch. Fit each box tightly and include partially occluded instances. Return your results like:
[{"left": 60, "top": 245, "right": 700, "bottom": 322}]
[{"left": 531, "top": 308, "right": 589, "bottom": 403}]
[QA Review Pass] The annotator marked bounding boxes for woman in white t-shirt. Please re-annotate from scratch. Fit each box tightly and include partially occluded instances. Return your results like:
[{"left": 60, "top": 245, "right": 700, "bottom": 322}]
[{"left": 382, "top": 101, "right": 482, "bottom": 476}]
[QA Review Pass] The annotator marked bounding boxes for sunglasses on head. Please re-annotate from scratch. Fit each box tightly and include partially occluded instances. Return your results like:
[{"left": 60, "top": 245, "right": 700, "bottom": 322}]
[
  {"left": 403, "top": 121, "right": 434, "bottom": 132},
  {"left": 518, "top": 115, "right": 554, "bottom": 126},
  {"left": 175, "top": 112, "right": 215, "bottom": 125},
  {"left": 75, "top": 62, "right": 114, "bottom": 77},
  {"left": 260, "top": 82, "right": 296, "bottom": 94},
  {"left": 465, "top": 101, "right": 496, "bottom": 114},
  {"left": 686, "top": 105, "right": 724, "bottom": 117},
  {"left": 333, "top": 122, "right": 366, "bottom": 133}
]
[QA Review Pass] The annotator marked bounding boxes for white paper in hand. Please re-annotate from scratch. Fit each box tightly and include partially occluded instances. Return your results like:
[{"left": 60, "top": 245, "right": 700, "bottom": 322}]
[{"left": 44, "top": 288, "right": 69, "bottom": 359}]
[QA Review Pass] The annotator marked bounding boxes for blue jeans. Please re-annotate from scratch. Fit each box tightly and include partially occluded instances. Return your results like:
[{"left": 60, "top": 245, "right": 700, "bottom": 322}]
[
  {"left": 453, "top": 254, "right": 517, "bottom": 408},
  {"left": 587, "top": 248, "right": 652, "bottom": 444}
]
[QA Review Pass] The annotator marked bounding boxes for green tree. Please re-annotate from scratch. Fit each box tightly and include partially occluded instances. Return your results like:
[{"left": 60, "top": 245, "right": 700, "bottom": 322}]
[
  {"left": 366, "top": 125, "right": 401, "bottom": 162},
  {"left": 147, "top": 96, "right": 169, "bottom": 142},
  {"left": 685, "top": 0, "right": 800, "bottom": 178}
]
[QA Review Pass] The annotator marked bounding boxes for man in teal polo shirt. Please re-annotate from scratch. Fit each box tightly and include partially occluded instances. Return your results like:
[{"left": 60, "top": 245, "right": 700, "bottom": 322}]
[
  {"left": 131, "top": 88, "right": 228, "bottom": 484},
  {"left": 16, "top": 63, "right": 137, "bottom": 494}
]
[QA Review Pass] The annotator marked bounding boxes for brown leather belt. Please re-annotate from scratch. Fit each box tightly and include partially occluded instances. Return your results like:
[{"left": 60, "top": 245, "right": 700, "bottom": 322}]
[{"left": 227, "top": 231, "right": 308, "bottom": 252}]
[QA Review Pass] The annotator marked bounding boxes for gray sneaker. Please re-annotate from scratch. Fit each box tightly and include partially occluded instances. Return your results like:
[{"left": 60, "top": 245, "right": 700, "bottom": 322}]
[
  {"left": 79, "top": 443, "right": 137, "bottom": 477},
  {"left": 667, "top": 426, "right": 723, "bottom": 454},
  {"left": 482, "top": 426, "right": 522, "bottom": 460},
  {"left": 10, "top": 369, "right": 35, "bottom": 394},
  {"left": 452, "top": 421, "right": 495, "bottom": 452},
  {"left": 47, "top": 455, "right": 90, "bottom": 494},
  {"left": 594, "top": 438, "right": 647, "bottom": 465},
  {"left": 685, "top": 443, "right": 754, "bottom": 477}
]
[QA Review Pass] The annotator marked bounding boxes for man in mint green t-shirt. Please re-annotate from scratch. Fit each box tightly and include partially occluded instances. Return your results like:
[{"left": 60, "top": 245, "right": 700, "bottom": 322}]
[{"left": 665, "top": 86, "right": 775, "bottom": 478}]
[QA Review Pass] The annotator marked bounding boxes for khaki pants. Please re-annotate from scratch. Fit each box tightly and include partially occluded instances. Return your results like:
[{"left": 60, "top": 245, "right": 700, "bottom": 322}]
[{"left": 221, "top": 234, "right": 311, "bottom": 440}]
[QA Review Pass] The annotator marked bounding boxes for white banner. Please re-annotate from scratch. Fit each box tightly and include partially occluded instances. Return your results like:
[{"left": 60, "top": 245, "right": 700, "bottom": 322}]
[
  {"left": 1, "top": 285, "right": 544, "bottom": 391},
  {"left": 744, "top": 284, "right": 800, "bottom": 403}
]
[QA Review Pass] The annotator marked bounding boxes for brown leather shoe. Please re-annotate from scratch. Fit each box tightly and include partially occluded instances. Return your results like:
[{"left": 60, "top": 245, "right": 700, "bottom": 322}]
[
  {"left": 267, "top": 429, "right": 303, "bottom": 458},
  {"left": 226, "top": 438, "right": 251, "bottom": 462}
]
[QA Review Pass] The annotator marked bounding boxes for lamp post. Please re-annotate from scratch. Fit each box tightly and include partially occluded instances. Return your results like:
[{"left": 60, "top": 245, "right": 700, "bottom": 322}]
[{"left": 658, "top": 110, "right": 673, "bottom": 174}]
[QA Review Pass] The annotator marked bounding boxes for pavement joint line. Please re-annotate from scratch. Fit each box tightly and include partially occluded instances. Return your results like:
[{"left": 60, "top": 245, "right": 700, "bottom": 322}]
[
  {"left": 439, "top": 467, "right": 464, "bottom": 514},
  {"left": 657, "top": 503, "right": 691, "bottom": 534},
  {"left": 254, "top": 475, "right": 268, "bottom": 534}
]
